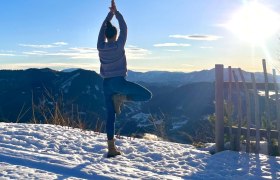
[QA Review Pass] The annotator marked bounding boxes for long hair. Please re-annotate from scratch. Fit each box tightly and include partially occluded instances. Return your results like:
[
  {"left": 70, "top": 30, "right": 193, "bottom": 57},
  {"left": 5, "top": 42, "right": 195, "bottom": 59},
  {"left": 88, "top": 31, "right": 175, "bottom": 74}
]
[{"left": 105, "top": 21, "right": 117, "bottom": 39}]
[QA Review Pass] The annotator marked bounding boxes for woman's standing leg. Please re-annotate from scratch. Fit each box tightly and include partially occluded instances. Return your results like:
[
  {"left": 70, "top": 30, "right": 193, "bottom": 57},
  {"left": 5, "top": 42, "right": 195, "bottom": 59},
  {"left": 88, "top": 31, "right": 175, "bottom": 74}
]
[
  {"left": 103, "top": 79, "right": 116, "bottom": 140},
  {"left": 104, "top": 93, "right": 116, "bottom": 140},
  {"left": 103, "top": 78, "right": 121, "bottom": 157}
]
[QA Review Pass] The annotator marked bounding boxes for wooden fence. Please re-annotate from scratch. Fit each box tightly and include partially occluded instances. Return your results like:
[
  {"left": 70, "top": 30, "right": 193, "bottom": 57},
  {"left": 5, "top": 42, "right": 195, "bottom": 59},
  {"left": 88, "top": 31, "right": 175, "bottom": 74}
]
[{"left": 215, "top": 59, "right": 280, "bottom": 156}]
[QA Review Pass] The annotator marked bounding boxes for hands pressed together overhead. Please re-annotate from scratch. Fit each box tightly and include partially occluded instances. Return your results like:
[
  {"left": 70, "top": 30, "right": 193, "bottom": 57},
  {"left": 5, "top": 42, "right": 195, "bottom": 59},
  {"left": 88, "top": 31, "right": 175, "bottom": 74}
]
[{"left": 109, "top": 0, "right": 117, "bottom": 14}]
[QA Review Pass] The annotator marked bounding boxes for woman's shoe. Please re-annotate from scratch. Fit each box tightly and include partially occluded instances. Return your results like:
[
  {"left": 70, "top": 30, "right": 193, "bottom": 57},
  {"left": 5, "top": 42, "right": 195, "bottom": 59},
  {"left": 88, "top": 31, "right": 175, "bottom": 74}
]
[
  {"left": 107, "top": 139, "right": 122, "bottom": 158},
  {"left": 112, "top": 94, "right": 126, "bottom": 115}
]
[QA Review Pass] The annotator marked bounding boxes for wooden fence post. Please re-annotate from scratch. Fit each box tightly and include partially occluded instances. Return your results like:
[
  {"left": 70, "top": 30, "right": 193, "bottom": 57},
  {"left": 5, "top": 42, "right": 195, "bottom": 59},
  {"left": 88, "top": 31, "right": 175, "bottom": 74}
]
[
  {"left": 238, "top": 68, "right": 252, "bottom": 153},
  {"left": 233, "top": 70, "right": 242, "bottom": 151},
  {"left": 215, "top": 64, "right": 224, "bottom": 152},
  {"left": 273, "top": 69, "right": 280, "bottom": 155},
  {"left": 228, "top": 66, "right": 234, "bottom": 150},
  {"left": 251, "top": 73, "right": 260, "bottom": 154},
  {"left": 262, "top": 59, "right": 272, "bottom": 155}
]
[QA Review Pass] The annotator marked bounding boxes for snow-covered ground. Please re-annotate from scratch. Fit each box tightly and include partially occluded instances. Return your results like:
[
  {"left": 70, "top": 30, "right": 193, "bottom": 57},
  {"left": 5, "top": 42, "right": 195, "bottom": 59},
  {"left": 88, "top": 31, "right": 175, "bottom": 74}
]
[{"left": 0, "top": 123, "right": 279, "bottom": 180}]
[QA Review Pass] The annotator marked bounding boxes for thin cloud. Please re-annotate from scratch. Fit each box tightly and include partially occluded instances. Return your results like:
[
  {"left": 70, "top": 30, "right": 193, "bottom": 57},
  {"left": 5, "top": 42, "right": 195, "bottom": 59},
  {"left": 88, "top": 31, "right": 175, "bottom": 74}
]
[
  {"left": 125, "top": 45, "right": 151, "bottom": 60},
  {"left": 182, "top": 64, "right": 194, "bottom": 67},
  {"left": 22, "top": 45, "right": 151, "bottom": 60},
  {"left": 126, "top": 45, "right": 138, "bottom": 48},
  {"left": 60, "top": 47, "right": 99, "bottom": 59},
  {"left": 200, "top": 46, "right": 214, "bottom": 49},
  {"left": 166, "top": 50, "right": 182, "bottom": 52},
  {"left": 23, "top": 47, "right": 98, "bottom": 59},
  {"left": 53, "top": 42, "right": 68, "bottom": 46},
  {"left": 19, "top": 42, "right": 68, "bottom": 49},
  {"left": 0, "top": 50, "right": 27, "bottom": 57},
  {"left": 170, "top": 34, "right": 222, "bottom": 41},
  {"left": 1, "top": 62, "right": 99, "bottom": 71},
  {"left": 23, "top": 51, "right": 48, "bottom": 55},
  {"left": 0, "top": 50, "right": 15, "bottom": 53},
  {"left": 0, "top": 53, "right": 16, "bottom": 56},
  {"left": 19, "top": 44, "right": 55, "bottom": 48},
  {"left": 154, "top": 43, "right": 191, "bottom": 47}
]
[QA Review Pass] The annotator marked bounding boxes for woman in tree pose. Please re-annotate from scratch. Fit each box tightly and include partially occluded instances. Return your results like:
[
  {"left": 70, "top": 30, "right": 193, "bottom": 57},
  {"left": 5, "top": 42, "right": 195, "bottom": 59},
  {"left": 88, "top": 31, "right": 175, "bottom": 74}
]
[{"left": 97, "top": 0, "right": 152, "bottom": 158}]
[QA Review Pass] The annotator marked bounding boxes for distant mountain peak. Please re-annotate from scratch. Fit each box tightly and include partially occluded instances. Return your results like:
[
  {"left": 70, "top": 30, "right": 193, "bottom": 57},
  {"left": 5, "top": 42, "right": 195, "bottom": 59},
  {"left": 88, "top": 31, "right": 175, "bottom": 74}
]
[{"left": 61, "top": 68, "right": 81, "bottom": 73}]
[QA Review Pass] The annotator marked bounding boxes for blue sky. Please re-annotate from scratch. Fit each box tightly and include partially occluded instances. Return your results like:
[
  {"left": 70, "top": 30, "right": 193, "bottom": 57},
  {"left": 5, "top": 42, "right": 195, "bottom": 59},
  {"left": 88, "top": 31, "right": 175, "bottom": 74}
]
[{"left": 1, "top": 0, "right": 280, "bottom": 72}]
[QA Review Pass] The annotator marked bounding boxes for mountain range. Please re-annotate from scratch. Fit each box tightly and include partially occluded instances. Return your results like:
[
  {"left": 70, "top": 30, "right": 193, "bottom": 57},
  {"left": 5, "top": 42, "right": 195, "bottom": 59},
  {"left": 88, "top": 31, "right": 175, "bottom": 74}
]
[
  {"left": 0, "top": 68, "right": 278, "bottom": 144},
  {"left": 127, "top": 68, "right": 280, "bottom": 86}
]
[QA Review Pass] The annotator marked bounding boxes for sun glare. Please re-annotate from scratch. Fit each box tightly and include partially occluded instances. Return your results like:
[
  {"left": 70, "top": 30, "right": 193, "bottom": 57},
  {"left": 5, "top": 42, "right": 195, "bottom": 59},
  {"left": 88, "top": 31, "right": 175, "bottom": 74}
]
[{"left": 226, "top": 1, "right": 280, "bottom": 44}]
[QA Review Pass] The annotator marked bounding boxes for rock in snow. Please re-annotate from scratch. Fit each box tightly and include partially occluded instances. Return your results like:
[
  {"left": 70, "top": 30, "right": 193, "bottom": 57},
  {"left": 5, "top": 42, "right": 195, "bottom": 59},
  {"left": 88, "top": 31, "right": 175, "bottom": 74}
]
[{"left": 0, "top": 123, "right": 279, "bottom": 179}]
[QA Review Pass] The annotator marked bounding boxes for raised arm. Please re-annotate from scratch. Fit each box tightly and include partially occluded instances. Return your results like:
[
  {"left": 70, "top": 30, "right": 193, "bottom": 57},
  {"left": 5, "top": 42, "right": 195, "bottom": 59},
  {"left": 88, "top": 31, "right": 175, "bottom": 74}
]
[
  {"left": 97, "top": 12, "right": 114, "bottom": 49},
  {"left": 115, "top": 11, "right": 127, "bottom": 47}
]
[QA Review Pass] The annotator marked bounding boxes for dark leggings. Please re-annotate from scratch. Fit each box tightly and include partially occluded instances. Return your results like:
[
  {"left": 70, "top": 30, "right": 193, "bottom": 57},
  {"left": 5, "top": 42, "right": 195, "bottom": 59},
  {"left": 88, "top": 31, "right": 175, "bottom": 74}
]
[{"left": 103, "top": 76, "right": 152, "bottom": 140}]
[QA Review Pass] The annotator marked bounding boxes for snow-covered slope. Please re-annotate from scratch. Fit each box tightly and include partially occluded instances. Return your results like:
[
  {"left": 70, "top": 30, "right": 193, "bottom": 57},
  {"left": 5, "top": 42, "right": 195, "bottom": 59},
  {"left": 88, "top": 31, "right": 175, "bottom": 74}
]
[{"left": 0, "top": 123, "right": 279, "bottom": 179}]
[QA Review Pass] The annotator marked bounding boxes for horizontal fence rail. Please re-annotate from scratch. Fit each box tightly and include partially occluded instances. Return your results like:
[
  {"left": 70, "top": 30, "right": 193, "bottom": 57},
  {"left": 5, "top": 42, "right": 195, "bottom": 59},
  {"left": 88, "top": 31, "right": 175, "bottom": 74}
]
[
  {"left": 224, "top": 126, "right": 279, "bottom": 140},
  {"left": 223, "top": 82, "right": 280, "bottom": 91}
]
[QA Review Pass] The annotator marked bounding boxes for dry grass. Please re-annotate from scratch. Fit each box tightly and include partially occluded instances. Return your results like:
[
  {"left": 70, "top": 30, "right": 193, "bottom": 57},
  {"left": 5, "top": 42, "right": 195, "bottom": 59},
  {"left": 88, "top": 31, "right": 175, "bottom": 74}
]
[{"left": 27, "top": 88, "right": 103, "bottom": 134}]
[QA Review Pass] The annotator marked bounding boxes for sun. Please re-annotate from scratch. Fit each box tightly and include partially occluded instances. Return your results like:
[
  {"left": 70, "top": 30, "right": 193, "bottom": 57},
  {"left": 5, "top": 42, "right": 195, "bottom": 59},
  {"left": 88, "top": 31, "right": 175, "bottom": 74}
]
[{"left": 225, "top": 1, "right": 280, "bottom": 44}]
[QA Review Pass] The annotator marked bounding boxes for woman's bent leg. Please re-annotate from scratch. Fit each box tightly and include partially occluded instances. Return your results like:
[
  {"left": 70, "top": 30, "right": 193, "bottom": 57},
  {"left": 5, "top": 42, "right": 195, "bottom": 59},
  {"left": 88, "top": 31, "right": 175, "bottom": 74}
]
[
  {"left": 103, "top": 77, "right": 152, "bottom": 139},
  {"left": 115, "top": 78, "right": 152, "bottom": 101}
]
